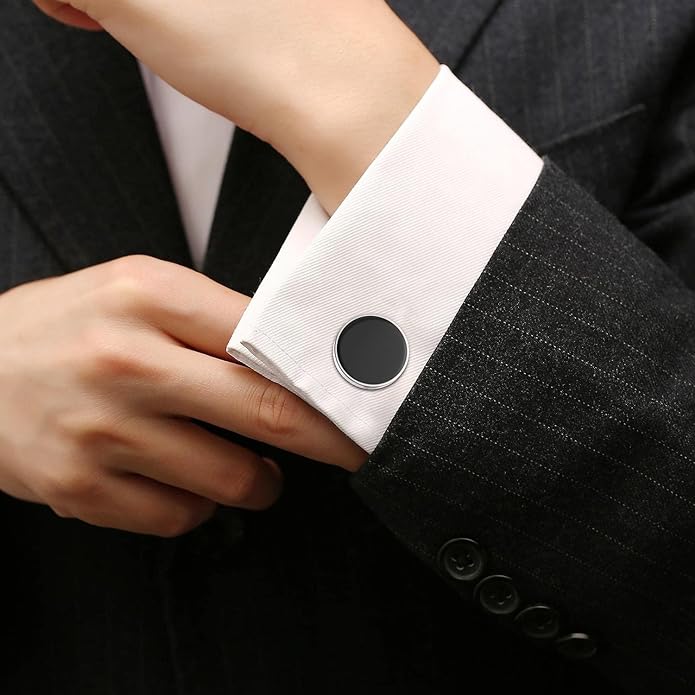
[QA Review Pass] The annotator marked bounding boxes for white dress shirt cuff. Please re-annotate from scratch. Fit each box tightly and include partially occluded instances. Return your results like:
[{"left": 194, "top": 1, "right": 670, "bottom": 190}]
[{"left": 227, "top": 64, "right": 543, "bottom": 453}]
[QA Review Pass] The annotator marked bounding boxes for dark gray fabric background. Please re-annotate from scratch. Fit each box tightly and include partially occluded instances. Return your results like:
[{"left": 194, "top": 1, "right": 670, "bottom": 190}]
[{"left": 1, "top": 1, "right": 694, "bottom": 693}]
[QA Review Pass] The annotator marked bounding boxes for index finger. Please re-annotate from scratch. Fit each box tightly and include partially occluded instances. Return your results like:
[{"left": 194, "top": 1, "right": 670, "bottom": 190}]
[{"left": 85, "top": 256, "right": 249, "bottom": 361}]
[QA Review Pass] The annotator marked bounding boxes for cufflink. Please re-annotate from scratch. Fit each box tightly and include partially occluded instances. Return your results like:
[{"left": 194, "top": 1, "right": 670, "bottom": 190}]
[{"left": 333, "top": 316, "right": 409, "bottom": 390}]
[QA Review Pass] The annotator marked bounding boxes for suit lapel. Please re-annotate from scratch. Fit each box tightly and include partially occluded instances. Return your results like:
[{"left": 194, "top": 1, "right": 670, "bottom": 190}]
[
  {"left": 0, "top": 2, "right": 191, "bottom": 273},
  {"left": 389, "top": 0, "right": 505, "bottom": 67},
  {"left": 0, "top": 0, "right": 503, "bottom": 282}
]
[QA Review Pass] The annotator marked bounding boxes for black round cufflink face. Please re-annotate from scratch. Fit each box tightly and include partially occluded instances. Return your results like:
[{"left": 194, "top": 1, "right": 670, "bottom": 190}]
[{"left": 333, "top": 316, "right": 409, "bottom": 390}]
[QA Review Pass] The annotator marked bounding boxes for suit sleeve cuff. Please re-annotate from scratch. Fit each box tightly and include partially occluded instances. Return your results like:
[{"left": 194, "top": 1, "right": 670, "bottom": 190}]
[{"left": 226, "top": 64, "right": 543, "bottom": 453}]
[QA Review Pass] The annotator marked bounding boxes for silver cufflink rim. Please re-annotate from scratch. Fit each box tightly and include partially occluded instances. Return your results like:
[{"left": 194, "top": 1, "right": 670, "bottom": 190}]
[{"left": 332, "top": 314, "right": 410, "bottom": 391}]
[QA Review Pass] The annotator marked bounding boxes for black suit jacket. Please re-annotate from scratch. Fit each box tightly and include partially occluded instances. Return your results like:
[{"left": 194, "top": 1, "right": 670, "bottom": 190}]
[{"left": 1, "top": 1, "right": 694, "bottom": 693}]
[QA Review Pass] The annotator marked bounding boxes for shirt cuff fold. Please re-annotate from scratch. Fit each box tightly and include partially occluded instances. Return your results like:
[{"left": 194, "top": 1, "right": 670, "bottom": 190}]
[{"left": 227, "top": 64, "right": 543, "bottom": 453}]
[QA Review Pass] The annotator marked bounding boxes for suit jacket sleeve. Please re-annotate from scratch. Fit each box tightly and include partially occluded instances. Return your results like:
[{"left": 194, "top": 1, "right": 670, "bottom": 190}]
[
  {"left": 351, "top": 55, "right": 695, "bottom": 693},
  {"left": 226, "top": 65, "right": 543, "bottom": 454},
  {"left": 227, "top": 43, "right": 695, "bottom": 694}
]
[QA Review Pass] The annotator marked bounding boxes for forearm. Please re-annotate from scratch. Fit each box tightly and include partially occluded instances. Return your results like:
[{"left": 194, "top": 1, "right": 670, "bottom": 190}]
[
  {"left": 40, "top": 0, "right": 439, "bottom": 216},
  {"left": 265, "top": 10, "right": 440, "bottom": 215}
]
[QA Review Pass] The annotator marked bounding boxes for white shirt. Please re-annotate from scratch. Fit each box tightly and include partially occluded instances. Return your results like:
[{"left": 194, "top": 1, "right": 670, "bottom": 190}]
[
  {"left": 140, "top": 63, "right": 542, "bottom": 453},
  {"left": 139, "top": 63, "right": 235, "bottom": 270}
]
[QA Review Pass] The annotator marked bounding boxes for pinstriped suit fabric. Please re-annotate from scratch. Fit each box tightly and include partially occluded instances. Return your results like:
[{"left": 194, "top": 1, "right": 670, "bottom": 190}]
[{"left": 1, "top": 1, "right": 694, "bottom": 693}]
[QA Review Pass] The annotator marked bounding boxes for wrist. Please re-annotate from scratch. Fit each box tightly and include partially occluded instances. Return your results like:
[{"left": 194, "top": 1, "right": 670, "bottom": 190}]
[{"left": 266, "top": 14, "right": 439, "bottom": 215}]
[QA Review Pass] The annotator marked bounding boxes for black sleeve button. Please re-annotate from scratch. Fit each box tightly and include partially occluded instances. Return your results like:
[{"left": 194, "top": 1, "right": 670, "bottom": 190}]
[
  {"left": 475, "top": 574, "right": 520, "bottom": 616},
  {"left": 555, "top": 633, "right": 598, "bottom": 660},
  {"left": 514, "top": 604, "right": 560, "bottom": 640},
  {"left": 437, "top": 538, "right": 487, "bottom": 582}
]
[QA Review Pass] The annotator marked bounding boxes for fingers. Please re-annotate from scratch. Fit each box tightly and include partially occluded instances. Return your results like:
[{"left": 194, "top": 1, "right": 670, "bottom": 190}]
[
  {"left": 111, "top": 417, "right": 283, "bottom": 510},
  {"left": 51, "top": 473, "right": 217, "bottom": 538},
  {"left": 152, "top": 344, "right": 368, "bottom": 470},
  {"left": 84, "top": 255, "right": 249, "bottom": 361},
  {"left": 40, "top": 412, "right": 283, "bottom": 536},
  {"left": 53, "top": 255, "right": 365, "bottom": 472}
]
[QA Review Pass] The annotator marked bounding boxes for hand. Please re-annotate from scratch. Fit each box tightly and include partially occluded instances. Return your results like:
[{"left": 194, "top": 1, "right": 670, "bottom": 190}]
[
  {"left": 33, "top": 0, "right": 439, "bottom": 214},
  {"left": 0, "top": 256, "right": 366, "bottom": 536}
]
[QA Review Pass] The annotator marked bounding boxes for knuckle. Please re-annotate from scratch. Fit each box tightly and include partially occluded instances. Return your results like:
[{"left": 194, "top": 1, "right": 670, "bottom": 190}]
[
  {"left": 53, "top": 409, "right": 130, "bottom": 460},
  {"left": 77, "top": 327, "right": 156, "bottom": 382},
  {"left": 71, "top": 418, "right": 129, "bottom": 454},
  {"left": 89, "top": 341, "right": 134, "bottom": 379},
  {"left": 253, "top": 382, "right": 301, "bottom": 440},
  {"left": 41, "top": 465, "right": 101, "bottom": 507},
  {"left": 98, "top": 255, "right": 195, "bottom": 333},
  {"left": 109, "top": 254, "right": 159, "bottom": 282},
  {"left": 100, "top": 255, "right": 167, "bottom": 316}
]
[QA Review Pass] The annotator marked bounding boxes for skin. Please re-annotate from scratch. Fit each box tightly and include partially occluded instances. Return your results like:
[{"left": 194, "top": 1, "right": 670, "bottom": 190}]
[
  {"left": 33, "top": 0, "right": 439, "bottom": 214},
  {"left": 5, "top": 0, "right": 438, "bottom": 536},
  {"left": 0, "top": 256, "right": 366, "bottom": 535}
]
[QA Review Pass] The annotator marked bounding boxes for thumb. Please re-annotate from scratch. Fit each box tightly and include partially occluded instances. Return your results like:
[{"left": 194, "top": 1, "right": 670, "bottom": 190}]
[{"left": 33, "top": 0, "right": 103, "bottom": 30}]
